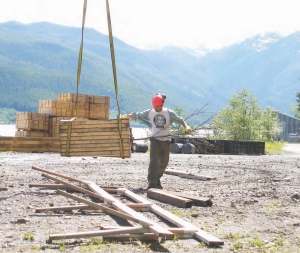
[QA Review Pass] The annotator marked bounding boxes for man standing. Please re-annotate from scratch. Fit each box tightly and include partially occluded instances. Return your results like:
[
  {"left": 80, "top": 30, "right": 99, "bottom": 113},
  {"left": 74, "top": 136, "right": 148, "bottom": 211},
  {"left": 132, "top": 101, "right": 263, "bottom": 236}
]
[{"left": 122, "top": 93, "right": 192, "bottom": 190}]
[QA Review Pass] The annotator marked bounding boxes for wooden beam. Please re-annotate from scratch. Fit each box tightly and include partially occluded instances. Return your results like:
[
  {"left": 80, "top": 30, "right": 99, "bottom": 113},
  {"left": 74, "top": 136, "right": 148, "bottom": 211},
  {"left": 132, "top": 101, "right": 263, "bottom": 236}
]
[
  {"left": 147, "top": 188, "right": 193, "bottom": 208},
  {"left": 150, "top": 204, "right": 224, "bottom": 246},
  {"left": 56, "top": 190, "right": 152, "bottom": 227},
  {"left": 164, "top": 169, "right": 216, "bottom": 180},
  {"left": 48, "top": 227, "right": 148, "bottom": 242},
  {"left": 117, "top": 188, "right": 224, "bottom": 246},
  {"left": 32, "top": 166, "right": 84, "bottom": 183},
  {"left": 29, "top": 183, "right": 66, "bottom": 188},
  {"left": 35, "top": 203, "right": 151, "bottom": 213},
  {"left": 87, "top": 182, "right": 173, "bottom": 238},
  {"left": 150, "top": 189, "right": 213, "bottom": 207}
]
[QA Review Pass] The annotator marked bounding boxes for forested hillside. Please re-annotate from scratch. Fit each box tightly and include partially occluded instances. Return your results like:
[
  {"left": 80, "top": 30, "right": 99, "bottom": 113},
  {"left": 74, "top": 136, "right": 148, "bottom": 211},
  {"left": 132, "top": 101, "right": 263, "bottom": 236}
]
[{"left": 1, "top": 21, "right": 300, "bottom": 124}]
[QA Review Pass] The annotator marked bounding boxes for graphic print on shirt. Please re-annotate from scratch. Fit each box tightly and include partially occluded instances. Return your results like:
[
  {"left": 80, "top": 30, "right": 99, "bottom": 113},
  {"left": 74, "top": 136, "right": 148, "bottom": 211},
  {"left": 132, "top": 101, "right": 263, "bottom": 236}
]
[{"left": 153, "top": 114, "right": 166, "bottom": 128}]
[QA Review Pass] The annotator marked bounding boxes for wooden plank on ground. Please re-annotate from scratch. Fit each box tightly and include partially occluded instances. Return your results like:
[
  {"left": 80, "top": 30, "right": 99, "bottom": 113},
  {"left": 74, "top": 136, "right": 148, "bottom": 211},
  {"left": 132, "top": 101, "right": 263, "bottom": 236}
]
[
  {"left": 153, "top": 189, "right": 213, "bottom": 207},
  {"left": 87, "top": 182, "right": 173, "bottom": 238},
  {"left": 119, "top": 188, "right": 224, "bottom": 246},
  {"left": 48, "top": 227, "right": 147, "bottom": 242},
  {"left": 147, "top": 188, "right": 193, "bottom": 208},
  {"left": 164, "top": 169, "right": 216, "bottom": 180},
  {"left": 150, "top": 205, "right": 224, "bottom": 246}
]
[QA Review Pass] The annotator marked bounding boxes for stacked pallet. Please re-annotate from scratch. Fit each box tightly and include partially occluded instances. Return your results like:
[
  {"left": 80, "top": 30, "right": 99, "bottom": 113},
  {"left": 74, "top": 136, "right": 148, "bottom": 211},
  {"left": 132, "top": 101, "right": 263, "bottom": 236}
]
[
  {"left": 9, "top": 93, "right": 128, "bottom": 156},
  {"left": 0, "top": 137, "right": 60, "bottom": 152},
  {"left": 39, "top": 93, "right": 110, "bottom": 119},
  {"left": 15, "top": 93, "right": 110, "bottom": 138},
  {"left": 15, "top": 112, "right": 50, "bottom": 137},
  {"left": 59, "top": 118, "right": 131, "bottom": 158}
]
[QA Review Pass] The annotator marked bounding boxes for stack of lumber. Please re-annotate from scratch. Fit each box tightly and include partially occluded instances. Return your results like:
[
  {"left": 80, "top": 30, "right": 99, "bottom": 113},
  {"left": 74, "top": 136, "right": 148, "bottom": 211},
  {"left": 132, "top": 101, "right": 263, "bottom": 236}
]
[
  {"left": 6, "top": 93, "right": 127, "bottom": 156},
  {"left": 39, "top": 93, "right": 110, "bottom": 119},
  {"left": 59, "top": 118, "right": 131, "bottom": 158},
  {"left": 0, "top": 137, "right": 60, "bottom": 152},
  {"left": 15, "top": 93, "right": 110, "bottom": 138},
  {"left": 15, "top": 112, "right": 50, "bottom": 137}
]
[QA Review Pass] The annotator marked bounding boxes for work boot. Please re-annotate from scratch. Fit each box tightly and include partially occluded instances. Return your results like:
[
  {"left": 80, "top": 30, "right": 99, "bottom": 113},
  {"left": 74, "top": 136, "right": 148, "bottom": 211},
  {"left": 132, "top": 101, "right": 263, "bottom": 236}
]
[
  {"left": 156, "top": 180, "right": 163, "bottom": 189},
  {"left": 146, "top": 183, "right": 156, "bottom": 190}
]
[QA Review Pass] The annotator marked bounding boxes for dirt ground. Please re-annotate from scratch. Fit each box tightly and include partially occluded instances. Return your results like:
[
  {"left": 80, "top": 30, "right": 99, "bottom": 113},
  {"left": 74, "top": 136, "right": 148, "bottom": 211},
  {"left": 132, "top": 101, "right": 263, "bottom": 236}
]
[{"left": 0, "top": 144, "right": 300, "bottom": 253}]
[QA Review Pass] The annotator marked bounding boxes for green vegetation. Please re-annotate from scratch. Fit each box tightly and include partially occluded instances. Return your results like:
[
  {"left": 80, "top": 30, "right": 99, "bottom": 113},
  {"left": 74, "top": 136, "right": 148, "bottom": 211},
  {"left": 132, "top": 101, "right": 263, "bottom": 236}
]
[
  {"left": 22, "top": 232, "right": 34, "bottom": 241},
  {"left": 265, "top": 140, "right": 286, "bottom": 153},
  {"left": 0, "top": 107, "right": 17, "bottom": 124},
  {"left": 211, "top": 88, "right": 282, "bottom": 141}
]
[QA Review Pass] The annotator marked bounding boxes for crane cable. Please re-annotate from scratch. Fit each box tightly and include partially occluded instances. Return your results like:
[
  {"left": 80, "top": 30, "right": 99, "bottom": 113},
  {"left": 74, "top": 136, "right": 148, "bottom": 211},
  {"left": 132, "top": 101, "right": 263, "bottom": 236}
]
[
  {"left": 67, "top": 0, "right": 125, "bottom": 158},
  {"left": 65, "top": 0, "right": 87, "bottom": 156},
  {"left": 106, "top": 0, "right": 124, "bottom": 159}
]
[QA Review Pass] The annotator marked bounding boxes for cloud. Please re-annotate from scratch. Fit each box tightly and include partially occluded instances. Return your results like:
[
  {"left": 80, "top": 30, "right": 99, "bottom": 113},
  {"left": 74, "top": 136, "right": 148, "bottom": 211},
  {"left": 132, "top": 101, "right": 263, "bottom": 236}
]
[{"left": 1, "top": 0, "right": 300, "bottom": 50}]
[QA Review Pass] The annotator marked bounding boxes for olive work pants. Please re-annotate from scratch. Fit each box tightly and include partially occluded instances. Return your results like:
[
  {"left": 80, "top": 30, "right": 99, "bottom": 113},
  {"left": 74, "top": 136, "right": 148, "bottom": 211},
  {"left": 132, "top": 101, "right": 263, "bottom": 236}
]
[{"left": 148, "top": 138, "right": 171, "bottom": 185}]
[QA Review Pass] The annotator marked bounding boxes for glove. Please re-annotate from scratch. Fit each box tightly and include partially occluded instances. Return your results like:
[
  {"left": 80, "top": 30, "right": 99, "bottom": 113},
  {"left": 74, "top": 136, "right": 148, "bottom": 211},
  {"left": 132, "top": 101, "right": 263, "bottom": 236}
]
[
  {"left": 121, "top": 114, "right": 130, "bottom": 119},
  {"left": 185, "top": 126, "right": 192, "bottom": 134}
]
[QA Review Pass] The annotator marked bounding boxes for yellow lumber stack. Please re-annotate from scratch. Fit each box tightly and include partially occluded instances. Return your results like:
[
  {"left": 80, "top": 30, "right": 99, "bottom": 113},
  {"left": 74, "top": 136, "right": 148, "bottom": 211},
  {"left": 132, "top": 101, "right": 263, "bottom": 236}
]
[
  {"left": 11, "top": 93, "right": 130, "bottom": 157},
  {"left": 0, "top": 137, "right": 60, "bottom": 152},
  {"left": 39, "top": 93, "right": 110, "bottom": 119},
  {"left": 59, "top": 118, "right": 131, "bottom": 158},
  {"left": 38, "top": 100, "right": 74, "bottom": 117},
  {"left": 49, "top": 117, "right": 70, "bottom": 138},
  {"left": 15, "top": 112, "right": 50, "bottom": 137}
]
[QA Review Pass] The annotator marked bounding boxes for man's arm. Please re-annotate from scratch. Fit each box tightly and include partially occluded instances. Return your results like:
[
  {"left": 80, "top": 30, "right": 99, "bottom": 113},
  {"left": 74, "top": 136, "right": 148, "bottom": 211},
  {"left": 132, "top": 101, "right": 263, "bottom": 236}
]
[{"left": 180, "top": 119, "right": 192, "bottom": 134}]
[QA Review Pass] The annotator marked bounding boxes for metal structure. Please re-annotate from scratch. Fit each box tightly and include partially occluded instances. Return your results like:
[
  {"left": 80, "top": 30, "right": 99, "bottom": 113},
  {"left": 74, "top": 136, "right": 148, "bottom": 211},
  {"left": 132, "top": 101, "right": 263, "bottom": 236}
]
[{"left": 275, "top": 111, "right": 300, "bottom": 141}]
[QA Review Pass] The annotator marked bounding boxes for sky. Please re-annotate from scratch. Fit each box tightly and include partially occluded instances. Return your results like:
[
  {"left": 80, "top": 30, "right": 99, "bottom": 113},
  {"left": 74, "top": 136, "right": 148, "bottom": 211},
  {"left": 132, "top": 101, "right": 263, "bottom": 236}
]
[{"left": 1, "top": 0, "right": 300, "bottom": 50}]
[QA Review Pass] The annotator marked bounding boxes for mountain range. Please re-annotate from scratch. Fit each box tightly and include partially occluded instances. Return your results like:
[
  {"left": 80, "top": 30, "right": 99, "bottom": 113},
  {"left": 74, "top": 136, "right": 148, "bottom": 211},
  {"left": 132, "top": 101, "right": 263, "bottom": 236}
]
[{"left": 0, "top": 21, "right": 299, "bottom": 125}]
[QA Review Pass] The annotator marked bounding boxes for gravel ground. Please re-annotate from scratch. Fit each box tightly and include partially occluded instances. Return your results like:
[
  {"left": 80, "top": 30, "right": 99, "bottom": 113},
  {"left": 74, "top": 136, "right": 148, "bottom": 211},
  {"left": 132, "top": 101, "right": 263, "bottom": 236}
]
[{"left": 0, "top": 144, "right": 300, "bottom": 253}]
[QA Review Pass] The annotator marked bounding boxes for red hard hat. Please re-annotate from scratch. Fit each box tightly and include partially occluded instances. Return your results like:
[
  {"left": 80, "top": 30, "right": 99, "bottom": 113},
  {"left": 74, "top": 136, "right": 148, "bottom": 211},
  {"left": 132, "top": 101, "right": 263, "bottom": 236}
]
[{"left": 151, "top": 94, "right": 165, "bottom": 106}]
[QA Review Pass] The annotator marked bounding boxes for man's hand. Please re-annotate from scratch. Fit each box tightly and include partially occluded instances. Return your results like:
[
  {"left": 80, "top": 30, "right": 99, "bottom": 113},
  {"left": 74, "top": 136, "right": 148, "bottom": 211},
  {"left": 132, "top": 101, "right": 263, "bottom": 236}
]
[
  {"left": 185, "top": 126, "right": 192, "bottom": 134},
  {"left": 121, "top": 114, "right": 130, "bottom": 119}
]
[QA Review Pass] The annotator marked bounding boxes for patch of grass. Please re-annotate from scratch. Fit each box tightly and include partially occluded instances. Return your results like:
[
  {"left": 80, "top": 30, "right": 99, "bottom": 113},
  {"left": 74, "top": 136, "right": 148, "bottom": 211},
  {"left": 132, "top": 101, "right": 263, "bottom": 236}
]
[
  {"left": 230, "top": 241, "right": 243, "bottom": 250},
  {"left": 271, "top": 237, "right": 284, "bottom": 247},
  {"left": 196, "top": 242, "right": 207, "bottom": 249},
  {"left": 170, "top": 208, "right": 199, "bottom": 218},
  {"left": 80, "top": 238, "right": 130, "bottom": 252},
  {"left": 22, "top": 232, "right": 34, "bottom": 241},
  {"left": 265, "top": 199, "right": 283, "bottom": 212},
  {"left": 249, "top": 239, "right": 266, "bottom": 248},
  {"left": 223, "top": 232, "right": 249, "bottom": 241},
  {"left": 265, "top": 141, "right": 286, "bottom": 153}
]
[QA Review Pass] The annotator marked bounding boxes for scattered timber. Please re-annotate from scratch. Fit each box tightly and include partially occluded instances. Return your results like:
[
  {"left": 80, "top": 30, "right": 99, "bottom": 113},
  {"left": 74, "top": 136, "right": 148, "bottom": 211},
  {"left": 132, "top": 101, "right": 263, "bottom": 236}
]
[{"left": 31, "top": 166, "right": 224, "bottom": 247}]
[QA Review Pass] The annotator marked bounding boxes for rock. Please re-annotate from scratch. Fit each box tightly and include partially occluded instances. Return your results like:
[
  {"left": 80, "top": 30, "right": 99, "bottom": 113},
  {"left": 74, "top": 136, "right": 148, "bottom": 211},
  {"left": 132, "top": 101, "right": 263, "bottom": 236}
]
[{"left": 15, "top": 218, "right": 30, "bottom": 224}]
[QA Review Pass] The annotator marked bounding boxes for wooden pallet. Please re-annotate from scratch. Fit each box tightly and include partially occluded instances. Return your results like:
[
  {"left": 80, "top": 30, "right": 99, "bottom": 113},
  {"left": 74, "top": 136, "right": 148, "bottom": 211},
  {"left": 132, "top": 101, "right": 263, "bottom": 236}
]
[
  {"left": 59, "top": 118, "right": 131, "bottom": 158},
  {"left": 0, "top": 137, "right": 60, "bottom": 152}
]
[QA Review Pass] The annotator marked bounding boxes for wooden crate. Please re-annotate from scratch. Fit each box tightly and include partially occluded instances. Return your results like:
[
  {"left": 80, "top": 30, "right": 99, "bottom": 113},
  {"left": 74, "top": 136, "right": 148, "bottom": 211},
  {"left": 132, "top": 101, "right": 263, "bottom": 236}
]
[
  {"left": 59, "top": 118, "right": 131, "bottom": 158},
  {"left": 15, "top": 130, "right": 49, "bottom": 137},
  {"left": 0, "top": 137, "right": 60, "bottom": 152},
  {"left": 16, "top": 112, "right": 49, "bottom": 131}
]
